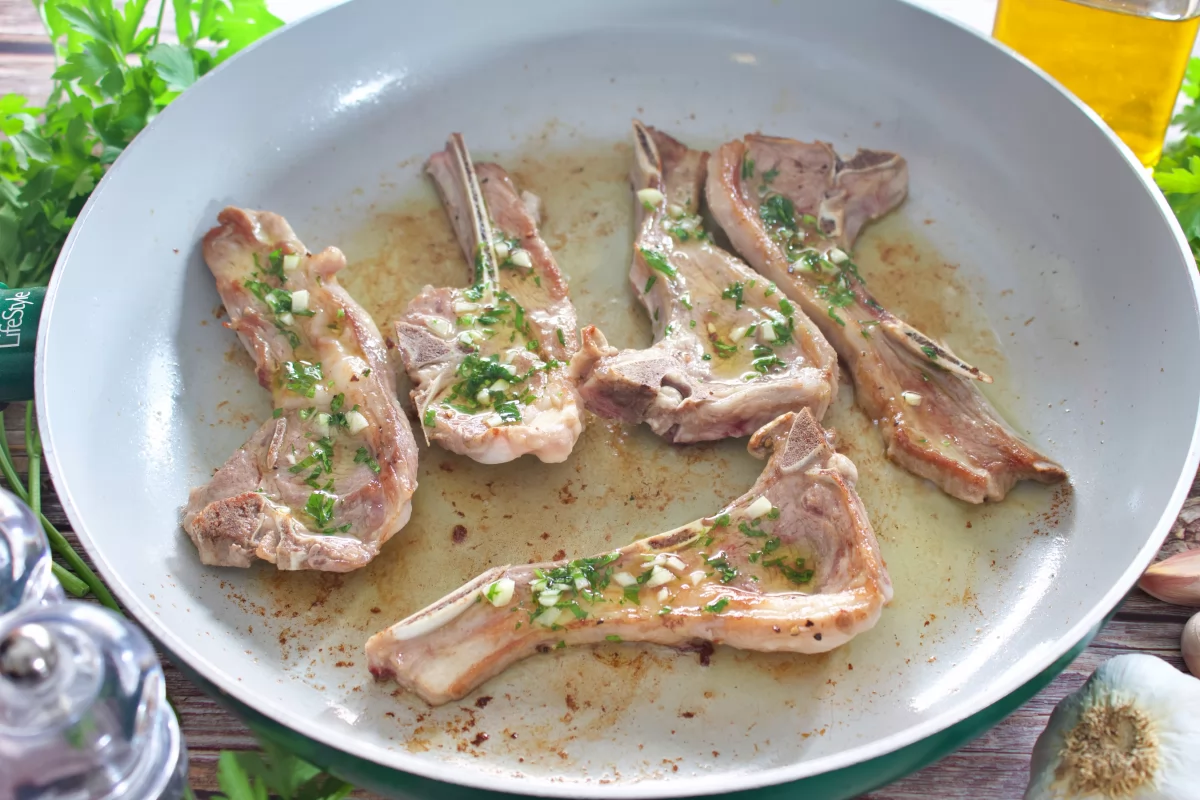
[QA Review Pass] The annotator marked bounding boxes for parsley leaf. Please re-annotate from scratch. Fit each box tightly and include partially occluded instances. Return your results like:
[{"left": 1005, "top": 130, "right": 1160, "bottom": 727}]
[
  {"left": 759, "top": 194, "right": 794, "bottom": 230},
  {"left": 0, "top": 0, "right": 283, "bottom": 289},
  {"left": 639, "top": 246, "right": 677, "bottom": 279},
  {"left": 213, "top": 744, "right": 352, "bottom": 800}
]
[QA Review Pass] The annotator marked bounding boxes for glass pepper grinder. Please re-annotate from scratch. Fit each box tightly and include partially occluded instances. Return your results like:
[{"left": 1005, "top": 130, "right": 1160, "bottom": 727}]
[{"left": 0, "top": 488, "right": 187, "bottom": 799}]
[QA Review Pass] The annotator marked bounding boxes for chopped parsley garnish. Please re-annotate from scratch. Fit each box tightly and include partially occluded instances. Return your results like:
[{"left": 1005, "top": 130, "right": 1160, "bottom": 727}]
[
  {"left": 476, "top": 307, "right": 509, "bottom": 326},
  {"left": 779, "top": 297, "right": 794, "bottom": 316},
  {"left": 605, "top": 634, "right": 623, "bottom": 642},
  {"left": 705, "top": 552, "right": 738, "bottom": 584},
  {"left": 741, "top": 157, "right": 755, "bottom": 180},
  {"left": 701, "top": 513, "right": 731, "bottom": 546},
  {"left": 304, "top": 489, "right": 337, "bottom": 529},
  {"left": 272, "top": 407, "right": 283, "bottom": 418},
  {"left": 265, "top": 249, "right": 287, "bottom": 281},
  {"left": 763, "top": 556, "right": 814, "bottom": 584},
  {"left": 921, "top": 345, "right": 939, "bottom": 359},
  {"left": 748, "top": 536, "right": 782, "bottom": 563},
  {"left": 244, "top": 280, "right": 293, "bottom": 316},
  {"left": 761, "top": 167, "right": 779, "bottom": 185},
  {"left": 765, "top": 284, "right": 777, "bottom": 297},
  {"left": 623, "top": 585, "right": 641, "bottom": 605},
  {"left": 556, "top": 328, "right": 566, "bottom": 346},
  {"left": 739, "top": 520, "right": 769, "bottom": 538},
  {"left": 423, "top": 407, "right": 436, "bottom": 427},
  {"left": 722, "top": 281, "right": 745, "bottom": 310},
  {"left": 701, "top": 353, "right": 712, "bottom": 361},
  {"left": 298, "top": 407, "right": 316, "bottom": 421},
  {"left": 354, "top": 446, "right": 381, "bottom": 474},
  {"left": 495, "top": 400, "right": 522, "bottom": 424},
  {"left": 752, "top": 354, "right": 786, "bottom": 374},
  {"left": 444, "top": 354, "right": 520, "bottom": 412},
  {"left": 711, "top": 338, "right": 738, "bottom": 358},
  {"left": 526, "top": 340, "right": 540, "bottom": 352},
  {"left": 759, "top": 195, "right": 795, "bottom": 230},
  {"left": 282, "top": 360, "right": 323, "bottom": 398},
  {"left": 644, "top": 275, "right": 657, "bottom": 293},
  {"left": 704, "top": 597, "right": 730, "bottom": 614},
  {"left": 274, "top": 323, "right": 301, "bottom": 349},
  {"left": 330, "top": 393, "right": 345, "bottom": 413},
  {"left": 531, "top": 551, "right": 622, "bottom": 615},
  {"left": 639, "top": 247, "right": 677, "bottom": 279},
  {"left": 289, "top": 437, "right": 334, "bottom": 480},
  {"left": 680, "top": 292, "right": 693, "bottom": 310}
]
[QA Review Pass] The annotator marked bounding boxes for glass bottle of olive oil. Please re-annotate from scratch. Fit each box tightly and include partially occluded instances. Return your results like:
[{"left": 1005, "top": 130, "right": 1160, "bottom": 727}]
[{"left": 994, "top": 0, "right": 1200, "bottom": 165}]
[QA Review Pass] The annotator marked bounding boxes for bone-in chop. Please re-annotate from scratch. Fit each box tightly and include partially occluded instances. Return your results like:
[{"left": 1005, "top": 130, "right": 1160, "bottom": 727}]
[
  {"left": 571, "top": 123, "right": 837, "bottom": 442},
  {"left": 394, "top": 134, "right": 584, "bottom": 464},
  {"left": 705, "top": 135, "right": 1067, "bottom": 503},
  {"left": 183, "top": 208, "right": 419, "bottom": 571},
  {"left": 366, "top": 408, "right": 891, "bottom": 705}
]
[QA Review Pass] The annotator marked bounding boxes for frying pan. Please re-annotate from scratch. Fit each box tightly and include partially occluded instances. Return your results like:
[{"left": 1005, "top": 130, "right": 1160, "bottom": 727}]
[{"left": 35, "top": 0, "right": 1200, "bottom": 797}]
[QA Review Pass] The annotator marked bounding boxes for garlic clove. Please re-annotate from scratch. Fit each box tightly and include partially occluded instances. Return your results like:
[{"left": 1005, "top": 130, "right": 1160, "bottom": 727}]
[
  {"left": 1185, "top": 612, "right": 1200, "bottom": 678},
  {"left": 1138, "top": 549, "right": 1200, "bottom": 606},
  {"left": 1025, "top": 653, "right": 1200, "bottom": 800}
]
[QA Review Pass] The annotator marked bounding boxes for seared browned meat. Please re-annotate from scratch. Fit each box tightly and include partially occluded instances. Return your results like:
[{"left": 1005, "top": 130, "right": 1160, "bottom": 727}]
[
  {"left": 366, "top": 408, "right": 891, "bottom": 705},
  {"left": 394, "top": 135, "right": 584, "bottom": 464},
  {"left": 183, "top": 208, "right": 418, "bottom": 571},
  {"left": 705, "top": 135, "right": 1066, "bottom": 503},
  {"left": 570, "top": 123, "right": 837, "bottom": 442}
]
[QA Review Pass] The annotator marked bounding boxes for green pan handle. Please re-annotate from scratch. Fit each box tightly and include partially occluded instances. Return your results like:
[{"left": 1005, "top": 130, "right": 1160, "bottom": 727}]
[{"left": 0, "top": 286, "right": 44, "bottom": 403}]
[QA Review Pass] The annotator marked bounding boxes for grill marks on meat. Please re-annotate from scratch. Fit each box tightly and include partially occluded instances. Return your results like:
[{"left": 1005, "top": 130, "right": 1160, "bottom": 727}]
[
  {"left": 570, "top": 122, "right": 838, "bottom": 442},
  {"left": 183, "top": 208, "right": 419, "bottom": 571},
  {"left": 366, "top": 409, "right": 891, "bottom": 705},
  {"left": 705, "top": 135, "right": 1066, "bottom": 503},
  {"left": 394, "top": 134, "right": 584, "bottom": 464}
]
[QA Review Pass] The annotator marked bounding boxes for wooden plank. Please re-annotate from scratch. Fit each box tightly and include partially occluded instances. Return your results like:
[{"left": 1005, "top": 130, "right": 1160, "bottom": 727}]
[{"left": 0, "top": 0, "right": 48, "bottom": 39}]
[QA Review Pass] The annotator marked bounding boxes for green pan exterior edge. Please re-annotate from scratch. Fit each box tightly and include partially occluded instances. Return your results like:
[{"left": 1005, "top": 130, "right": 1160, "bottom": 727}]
[
  {"left": 166, "top": 620, "right": 1101, "bottom": 799},
  {"left": 0, "top": 286, "right": 43, "bottom": 403}
]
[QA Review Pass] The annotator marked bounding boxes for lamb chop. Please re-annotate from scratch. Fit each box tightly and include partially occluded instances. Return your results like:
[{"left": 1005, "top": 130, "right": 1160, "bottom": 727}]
[
  {"left": 570, "top": 123, "right": 837, "bottom": 442},
  {"left": 393, "top": 134, "right": 584, "bottom": 464},
  {"left": 367, "top": 408, "right": 892, "bottom": 705},
  {"left": 183, "top": 208, "right": 419, "bottom": 571},
  {"left": 705, "top": 135, "right": 1067, "bottom": 503}
]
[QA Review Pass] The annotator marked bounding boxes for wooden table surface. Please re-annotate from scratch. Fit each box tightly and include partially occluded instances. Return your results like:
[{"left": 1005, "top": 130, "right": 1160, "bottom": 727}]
[{"left": 1, "top": 1, "right": 1195, "bottom": 797}]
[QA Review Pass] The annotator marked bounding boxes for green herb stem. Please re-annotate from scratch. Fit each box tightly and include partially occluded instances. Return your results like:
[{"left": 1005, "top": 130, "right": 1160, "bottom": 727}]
[{"left": 53, "top": 563, "right": 89, "bottom": 597}]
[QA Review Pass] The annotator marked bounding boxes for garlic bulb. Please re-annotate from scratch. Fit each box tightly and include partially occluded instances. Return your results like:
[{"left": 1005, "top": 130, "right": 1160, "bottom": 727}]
[
  {"left": 1185, "top": 613, "right": 1200, "bottom": 678},
  {"left": 1026, "top": 654, "right": 1200, "bottom": 799},
  {"left": 1138, "top": 549, "right": 1200, "bottom": 606}
]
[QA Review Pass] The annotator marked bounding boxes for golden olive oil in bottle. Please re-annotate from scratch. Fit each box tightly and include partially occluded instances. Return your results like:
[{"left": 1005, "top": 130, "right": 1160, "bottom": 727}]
[{"left": 994, "top": 0, "right": 1200, "bottom": 165}]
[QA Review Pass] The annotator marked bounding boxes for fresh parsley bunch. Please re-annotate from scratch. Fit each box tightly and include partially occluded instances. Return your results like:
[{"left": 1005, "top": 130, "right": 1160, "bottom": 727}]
[
  {"left": 201, "top": 746, "right": 353, "bottom": 800},
  {"left": 1155, "top": 57, "right": 1200, "bottom": 260},
  {"left": 0, "top": 0, "right": 284, "bottom": 288}
]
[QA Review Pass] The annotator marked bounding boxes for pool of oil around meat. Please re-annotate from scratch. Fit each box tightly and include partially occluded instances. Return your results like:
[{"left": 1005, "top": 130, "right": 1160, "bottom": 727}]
[{"left": 211, "top": 140, "right": 1071, "bottom": 781}]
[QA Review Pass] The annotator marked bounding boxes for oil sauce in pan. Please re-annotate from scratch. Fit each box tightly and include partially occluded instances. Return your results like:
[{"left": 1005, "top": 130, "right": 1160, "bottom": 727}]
[{"left": 227, "top": 141, "right": 1070, "bottom": 779}]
